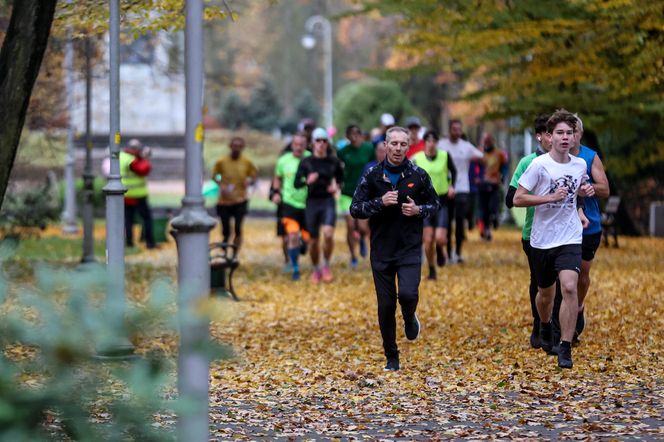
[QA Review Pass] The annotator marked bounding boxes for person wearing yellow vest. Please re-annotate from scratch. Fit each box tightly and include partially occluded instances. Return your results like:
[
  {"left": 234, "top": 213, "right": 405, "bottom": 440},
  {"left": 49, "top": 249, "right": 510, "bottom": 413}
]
[
  {"left": 120, "top": 138, "right": 156, "bottom": 249},
  {"left": 412, "top": 130, "right": 457, "bottom": 280}
]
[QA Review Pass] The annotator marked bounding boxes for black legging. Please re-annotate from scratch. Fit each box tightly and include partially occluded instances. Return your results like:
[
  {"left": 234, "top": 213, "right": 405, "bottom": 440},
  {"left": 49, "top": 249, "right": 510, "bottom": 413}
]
[
  {"left": 371, "top": 260, "right": 421, "bottom": 359},
  {"left": 125, "top": 198, "right": 155, "bottom": 248},
  {"left": 479, "top": 183, "right": 500, "bottom": 231},
  {"left": 447, "top": 193, "right": 470, "bottom": 257}
]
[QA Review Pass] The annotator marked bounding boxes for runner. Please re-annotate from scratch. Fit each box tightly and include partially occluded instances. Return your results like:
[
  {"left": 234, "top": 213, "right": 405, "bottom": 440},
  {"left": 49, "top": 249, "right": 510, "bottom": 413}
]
[
  {"left": 338, "top": 125, "right": 374, "bottom": 269},
  {"left": 477, "top": 132, "right": 507, "bottom": 241},
  {"left": 351, "top": 126, "right": 439, "bottom": 371},
  {"left": 552, "top": 114, "right": 610, "bottom": 344},
  {"left": 505, "top": 114, "right": 551, "bottom": 348},
  {"left": 514, "top": 109, "right": 593, "bottom": 369},
  {"left": 438, "top": 119, "right": 484, "bottom": 263},
  {"left": 405, "top": 116, "right": 425, "bottom": 159},
  {"left": 412, "top": 130, "right": 457, "bottom": 280},
  {"left": 294, "top": 128, "right": 344, "bottom": 283},
  {"left": 271, "top": 133, "right": 311, "bottom": 281},
  {"left": 211, "top": 136, "right": 257, "bottom": 252}
]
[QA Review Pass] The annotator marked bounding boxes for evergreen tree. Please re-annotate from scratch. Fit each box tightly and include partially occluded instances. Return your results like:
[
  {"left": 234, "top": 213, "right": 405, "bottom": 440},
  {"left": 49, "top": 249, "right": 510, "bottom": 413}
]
[{"left": 246, "top": 75, "right": 283, "bottom": 133}]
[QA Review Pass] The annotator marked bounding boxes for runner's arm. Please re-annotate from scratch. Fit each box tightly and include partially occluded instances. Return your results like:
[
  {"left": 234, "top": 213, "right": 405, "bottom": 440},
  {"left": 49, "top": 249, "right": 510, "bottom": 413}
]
[
  {"left": 350, "top": 173, "right": 383, "bottom": 219},
  {"left": 590, "top": 155, "right": 610, "bottom": 198},
  {"left": 448, "top": 155, "right": 458, "bottom": 187}
]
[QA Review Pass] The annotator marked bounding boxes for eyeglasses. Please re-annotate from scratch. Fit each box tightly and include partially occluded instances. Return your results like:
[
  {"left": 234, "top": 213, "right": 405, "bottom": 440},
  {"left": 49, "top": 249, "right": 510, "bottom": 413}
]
[{"left": 315, "top": 138, "right": 328, "bottom": 143}]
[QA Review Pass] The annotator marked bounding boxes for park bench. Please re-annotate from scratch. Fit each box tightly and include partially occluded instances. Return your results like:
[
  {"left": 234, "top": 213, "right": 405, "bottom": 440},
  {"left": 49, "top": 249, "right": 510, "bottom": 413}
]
[
  {"left": 209, "top": 242, "right": 240, "bottom": 301},
  {"left": 601, "top": 196, "right": 621, "bottom": 248}
]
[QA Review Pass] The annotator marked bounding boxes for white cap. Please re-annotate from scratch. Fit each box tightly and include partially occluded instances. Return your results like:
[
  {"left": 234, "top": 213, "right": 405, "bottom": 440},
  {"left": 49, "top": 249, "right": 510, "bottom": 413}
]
[
  {"left": 312, "top": 127, "right": 329, "bottom": 140},
  {"left": 380, "top": 113, "right": 395, "bottom": 126}
]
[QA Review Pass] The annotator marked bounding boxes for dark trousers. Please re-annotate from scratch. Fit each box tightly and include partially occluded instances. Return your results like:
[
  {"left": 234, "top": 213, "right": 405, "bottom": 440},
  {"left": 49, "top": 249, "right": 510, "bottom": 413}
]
[
  {"left": 216, "top": 202, "right": 248, "bottom": 243},
  {"left": 521, "top": 239, "right": 540, "bottom": 325},
  {"left": 125, "top": 198, "right": 154, "bottom": 248},
  {"left": 479, "top": 184, "right": 500, "bottom": 230},
  {"left": 447, "top": 193, "right": 470, "bottom": 257},
  {"left": 371, "top": 260, "right": 421, "bottom": 359}
]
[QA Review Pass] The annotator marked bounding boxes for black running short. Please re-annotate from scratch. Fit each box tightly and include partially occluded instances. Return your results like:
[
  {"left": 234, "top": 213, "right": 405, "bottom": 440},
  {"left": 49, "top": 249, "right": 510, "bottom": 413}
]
[
  {"left": 305, "top": 197, "right": 337, "bottom": 238},
  {"left": 531, "top": 244, "right": 582, "bottom": 289},
  {"left": 581, "top": 232, "right": 602, "bottom": 261},
  {"left": 423, "top": 195, "right": 449, "bottom": 229}
]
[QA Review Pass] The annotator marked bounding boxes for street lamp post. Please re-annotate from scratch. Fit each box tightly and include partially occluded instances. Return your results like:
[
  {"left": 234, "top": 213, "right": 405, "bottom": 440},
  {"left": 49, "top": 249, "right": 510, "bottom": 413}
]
[
  {"left": 81, "top": 36, "right": 96, "bottom": 263},
  {"left": 62, "top": 35, "right": 78, "bottom": 235},
  {"left": 95, "top": 0, "right": 135, "bottom": 360},
  {"left": 171, "top": 0, "right": 217, "bottom": 440},
  {"left": 302, "top": 15, "right": 333, "bottom": 131}
]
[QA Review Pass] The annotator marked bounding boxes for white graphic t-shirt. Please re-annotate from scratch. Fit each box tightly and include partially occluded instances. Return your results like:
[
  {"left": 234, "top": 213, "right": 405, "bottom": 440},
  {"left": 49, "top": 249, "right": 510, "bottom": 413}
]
[
  {"left": 518, "top": 153, "right": 588, "bottom": 250},
  {"left": 437, "top": 138, "right": 483, "bottom": 193}
]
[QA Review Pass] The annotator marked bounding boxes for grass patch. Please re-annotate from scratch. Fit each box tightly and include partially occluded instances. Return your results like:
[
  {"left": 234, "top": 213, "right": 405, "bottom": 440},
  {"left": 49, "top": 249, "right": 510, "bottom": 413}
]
[{"left": 3, "top": 236, "right": 139, "bottom": 261}]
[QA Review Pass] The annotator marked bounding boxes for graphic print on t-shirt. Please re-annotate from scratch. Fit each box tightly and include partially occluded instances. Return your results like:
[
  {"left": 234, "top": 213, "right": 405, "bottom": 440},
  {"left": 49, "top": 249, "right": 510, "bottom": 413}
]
[{"left": 546, "top": 174, "right": 579, "bottom": 208}]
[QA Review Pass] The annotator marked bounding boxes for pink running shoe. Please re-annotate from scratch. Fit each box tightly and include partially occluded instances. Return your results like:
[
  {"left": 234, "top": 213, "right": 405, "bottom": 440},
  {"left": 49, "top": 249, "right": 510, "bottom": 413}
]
[
  {"left": 310, "top": 270, "right": 322, "bottom": 284},
  {"left": 321, "top": 266, "right": 333, "bottom": 283}
]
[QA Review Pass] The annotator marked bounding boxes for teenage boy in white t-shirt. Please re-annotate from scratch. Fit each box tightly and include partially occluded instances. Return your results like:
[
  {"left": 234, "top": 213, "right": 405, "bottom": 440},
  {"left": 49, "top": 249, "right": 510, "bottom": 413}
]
[{"left": 514, "top": 109, "right": 593, "bottom": 369}]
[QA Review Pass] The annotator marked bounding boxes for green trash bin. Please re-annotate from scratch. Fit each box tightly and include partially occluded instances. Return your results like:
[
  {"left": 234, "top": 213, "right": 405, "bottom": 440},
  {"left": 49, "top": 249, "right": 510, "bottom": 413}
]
[{"left": 152, "top": 216, "right": 169, "bottom": 243}]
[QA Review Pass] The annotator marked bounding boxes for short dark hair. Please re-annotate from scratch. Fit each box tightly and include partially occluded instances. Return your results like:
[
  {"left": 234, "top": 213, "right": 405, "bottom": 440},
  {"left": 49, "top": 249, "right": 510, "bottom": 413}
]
[
  {"left": 546, "top": 109, "right": 577, "bottom": 133},
  {"left": 448, "top": 119, "right": 462, "bottom": 128},
  {"left": 423, "top": 130, "right": 439, "bottom": 142},
  {"left": 346, "top": 124, "right": 361, "bottom": 137},
  {"left": 534, "top": 114, "right": 550, "bottom": 134}
]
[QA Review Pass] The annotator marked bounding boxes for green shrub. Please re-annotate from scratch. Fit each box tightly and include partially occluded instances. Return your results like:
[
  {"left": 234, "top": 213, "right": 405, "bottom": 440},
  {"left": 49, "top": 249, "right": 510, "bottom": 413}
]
[
  {"left": 333, "top": 78, "right": 419, "bottom": 133},
  {"left": 0, "top": 178, "right": 61, "bottom": 238}
]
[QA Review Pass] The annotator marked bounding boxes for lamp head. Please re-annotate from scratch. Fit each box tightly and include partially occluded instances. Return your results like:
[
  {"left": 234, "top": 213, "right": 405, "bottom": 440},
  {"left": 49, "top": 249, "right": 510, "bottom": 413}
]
[{"left": 301, "top": 34, "right": 316, "bottom": 50}]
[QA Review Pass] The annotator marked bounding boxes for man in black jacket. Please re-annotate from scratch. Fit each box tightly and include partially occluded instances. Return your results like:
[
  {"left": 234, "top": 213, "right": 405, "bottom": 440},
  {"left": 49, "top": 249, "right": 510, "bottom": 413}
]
[{"left": 350, "top": 126, "right": 439, "bottom": 371}]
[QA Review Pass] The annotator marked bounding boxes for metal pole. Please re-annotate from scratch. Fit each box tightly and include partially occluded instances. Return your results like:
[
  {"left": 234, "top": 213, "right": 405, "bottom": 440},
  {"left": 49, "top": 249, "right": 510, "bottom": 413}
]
[
  {"left": 172, "top": 1, "right": 216, "bottom": 440},
  {"left": 81, "top": 36, "right": 96, "bottom": 263},
  {"left": 62, "top": 35, "right": 78, "bottom": 234},
  {"left": 322, "top": 19, "right": 333, "bottom": 131},
  {"left": 304, "top": 15, "right": 333, "bottom": 130},
  {"left": 96, "top": 0, "right": 135, "bottom": 360}
]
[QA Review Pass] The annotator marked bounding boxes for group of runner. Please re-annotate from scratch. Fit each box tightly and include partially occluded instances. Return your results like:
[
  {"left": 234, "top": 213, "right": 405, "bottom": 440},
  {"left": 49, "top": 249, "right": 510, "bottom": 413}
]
[{"left": 214, "top": 109, "right": 609, "bottom": 371}]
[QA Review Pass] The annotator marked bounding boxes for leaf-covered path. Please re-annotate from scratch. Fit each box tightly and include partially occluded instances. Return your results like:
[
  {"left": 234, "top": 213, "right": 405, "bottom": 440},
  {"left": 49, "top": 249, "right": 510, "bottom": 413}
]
[{"left": 147, "top": 218, "right": 664, "bottom": 440}]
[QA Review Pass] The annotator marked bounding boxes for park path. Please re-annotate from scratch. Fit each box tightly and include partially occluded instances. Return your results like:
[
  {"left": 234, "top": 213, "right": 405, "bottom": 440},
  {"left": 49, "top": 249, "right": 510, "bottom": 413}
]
[
  {"left": 188, "top": 219, "right": 663, "bottom": 440},
  {"left": 123, "top": 218, "right": 664, "bottom": 440}
]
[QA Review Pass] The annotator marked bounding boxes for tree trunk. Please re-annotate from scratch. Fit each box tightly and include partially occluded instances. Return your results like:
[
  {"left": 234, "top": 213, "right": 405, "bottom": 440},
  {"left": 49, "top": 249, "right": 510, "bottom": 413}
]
[{"left": 0, "top": 0, "right": 57, "bottom": 205}]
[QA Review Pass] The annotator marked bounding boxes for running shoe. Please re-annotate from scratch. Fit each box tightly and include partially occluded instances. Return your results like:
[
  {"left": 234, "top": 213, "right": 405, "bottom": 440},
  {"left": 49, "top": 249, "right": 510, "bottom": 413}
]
[
  {"left": 428, "top": 266, "right": 437, "bottom": 280},
  {"left": 384, "top": 357, "right": 400, "bottom": 371},
  {"left": 321, "top": 266, "right": 333, "bottom": 283},
  {"left": 556, "top": 344, "right": 573, "bottom": 369},
  {"left": 350, "top": 257, "right": 358, "bottom": 269},
  {"left": 540, "top": 322, "right": 555, "bottom": 355},
  {"left": 292, "top": 269, "right": 300, "bottom": 281},
  {"left": 404, "top": 313, "right": 421, "bottom": 341},
  {"left": 530, "top": 320, "right": 542, "bottom": 349},
  {"left": 310, "top": 269, "right": 322, "bottom": 284}
]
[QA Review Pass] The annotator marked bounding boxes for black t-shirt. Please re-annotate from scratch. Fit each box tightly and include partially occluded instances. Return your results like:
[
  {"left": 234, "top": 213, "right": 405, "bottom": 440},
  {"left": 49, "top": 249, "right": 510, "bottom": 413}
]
[{"left": 294, "top": 156, "right": 344, "bottom": 200}]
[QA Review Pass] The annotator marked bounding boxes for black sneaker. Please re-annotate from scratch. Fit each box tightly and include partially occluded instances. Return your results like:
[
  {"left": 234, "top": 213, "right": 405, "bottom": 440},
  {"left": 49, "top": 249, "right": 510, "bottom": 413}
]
[
  {"left": 384, "top": 357, "right": 400, "bottom": 371},
  {"left": 405, "top": 314, "right": 421, "bottom": 341},
  {"left": 530, "top": 321, "right": 542, "bottom": 349},
  {"left": 540, "top": 323, "right": 556, "bottom": 355},
  {"left": 556, "top": 344, "right": 573, "bottom": 369},
  {"left": 575, "top": 308, "right": 585, "bottom": 337},
  {"left": 428, "top": 266, "right": 437, "bottom": 280}
]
